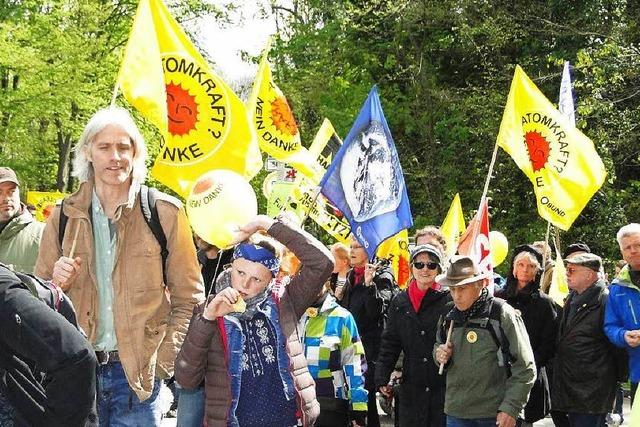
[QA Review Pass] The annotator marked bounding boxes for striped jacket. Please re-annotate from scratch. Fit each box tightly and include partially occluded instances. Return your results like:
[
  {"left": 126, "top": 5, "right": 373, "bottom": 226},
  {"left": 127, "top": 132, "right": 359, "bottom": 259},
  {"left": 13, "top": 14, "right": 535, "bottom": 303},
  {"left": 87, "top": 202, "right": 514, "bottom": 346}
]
[{"left": 298, "top": 294, "right": 368, "bottom": 413}]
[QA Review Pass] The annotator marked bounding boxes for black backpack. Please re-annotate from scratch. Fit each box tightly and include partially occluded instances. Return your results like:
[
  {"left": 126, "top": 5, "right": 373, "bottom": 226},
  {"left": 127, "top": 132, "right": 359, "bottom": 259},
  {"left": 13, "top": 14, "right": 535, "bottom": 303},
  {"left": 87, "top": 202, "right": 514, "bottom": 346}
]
[
  {"left": 58, "top": 185, "right": 169, "bottom": 285},
  {"left": 441, "top": 298, "right": 514, "bottom": 377},
  {"left": 0, "top": 267, "right": 82, "bottom": 426}
]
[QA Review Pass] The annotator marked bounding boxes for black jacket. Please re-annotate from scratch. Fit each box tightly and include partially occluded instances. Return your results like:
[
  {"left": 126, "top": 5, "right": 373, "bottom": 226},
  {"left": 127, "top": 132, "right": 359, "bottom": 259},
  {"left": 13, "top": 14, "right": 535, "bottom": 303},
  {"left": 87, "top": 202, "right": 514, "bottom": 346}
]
[
  {"left": 551, "top": 280, "right": 618, "bottom": 414},
  {"left": 497, "top": 245, "right": 557, "bottom": 368},
  {"left": 376, "top": 288, "right": 452, "bottom": 427},
  {"left": 0, "top": 265, "right": 97, "bottom": 427},
  {"left": 340, "top": 266, "right": 395, "bottom": 365}
]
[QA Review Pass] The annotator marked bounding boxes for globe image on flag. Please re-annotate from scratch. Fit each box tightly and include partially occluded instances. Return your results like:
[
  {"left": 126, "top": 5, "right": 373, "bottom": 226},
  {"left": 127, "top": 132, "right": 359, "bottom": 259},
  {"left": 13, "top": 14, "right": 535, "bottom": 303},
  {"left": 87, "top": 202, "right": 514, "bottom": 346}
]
[{"left": 339, "top": 120, "right": 403, "bottom": 222}]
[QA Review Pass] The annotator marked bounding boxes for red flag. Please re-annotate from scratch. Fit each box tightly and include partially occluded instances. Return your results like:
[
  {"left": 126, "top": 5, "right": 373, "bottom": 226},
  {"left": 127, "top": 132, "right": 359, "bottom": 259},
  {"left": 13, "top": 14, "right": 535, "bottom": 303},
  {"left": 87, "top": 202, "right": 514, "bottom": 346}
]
[{"left": 456, "top": 198, "right": 493, "bottom": 283}]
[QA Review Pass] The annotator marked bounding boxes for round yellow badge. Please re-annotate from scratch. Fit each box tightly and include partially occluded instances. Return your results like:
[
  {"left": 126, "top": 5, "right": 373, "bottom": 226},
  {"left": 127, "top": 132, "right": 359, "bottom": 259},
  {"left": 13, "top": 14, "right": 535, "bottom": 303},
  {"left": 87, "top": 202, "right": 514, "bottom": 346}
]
[
  {"left": 306, "top": 307, "right": 319, "bottom": 318},
  {"left": 466, "top": 331, "right": 478, "bottom": 343}
]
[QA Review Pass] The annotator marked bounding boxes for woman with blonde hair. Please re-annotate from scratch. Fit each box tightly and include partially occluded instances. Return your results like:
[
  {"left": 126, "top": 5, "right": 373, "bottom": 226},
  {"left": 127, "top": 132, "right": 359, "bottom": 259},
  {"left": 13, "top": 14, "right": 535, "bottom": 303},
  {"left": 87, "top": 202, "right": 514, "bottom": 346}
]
[{"left": 329, "top": 242, "right": 351, "bottom": 301}]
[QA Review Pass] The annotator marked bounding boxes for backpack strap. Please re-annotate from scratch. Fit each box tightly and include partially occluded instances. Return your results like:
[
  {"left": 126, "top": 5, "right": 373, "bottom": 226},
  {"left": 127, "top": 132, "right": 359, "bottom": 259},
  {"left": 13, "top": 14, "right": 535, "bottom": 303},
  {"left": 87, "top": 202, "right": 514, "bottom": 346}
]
[
  {"left": 140, "top": 185, "right": 169, "bottom": 286},
  {"left": 487, "top": 298, "right": 514, "bottom": 378},
  {"left": 58, "top": 186, "right": 169, "bottom": 286}
]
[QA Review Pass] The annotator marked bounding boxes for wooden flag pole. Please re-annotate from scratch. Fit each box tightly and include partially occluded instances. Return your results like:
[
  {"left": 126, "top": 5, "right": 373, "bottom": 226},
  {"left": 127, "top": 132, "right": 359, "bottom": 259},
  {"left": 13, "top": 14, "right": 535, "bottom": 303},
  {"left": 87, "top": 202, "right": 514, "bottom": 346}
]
[
  {"left": 68, "top": 222, "right": 81, "bottom": 259},
  {"left": 439, "top": 320, "right": 454, "bottom": 375}
]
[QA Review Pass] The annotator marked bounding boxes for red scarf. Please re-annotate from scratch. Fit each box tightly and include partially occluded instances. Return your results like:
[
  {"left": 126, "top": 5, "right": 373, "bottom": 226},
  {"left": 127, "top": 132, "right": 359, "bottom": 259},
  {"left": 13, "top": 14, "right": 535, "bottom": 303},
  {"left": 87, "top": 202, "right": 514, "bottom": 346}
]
[
  {"left": 408, "top": 279, "right": 440, "bottom": 312},
  {"left": 352, "top": 266, "right": 365, "bottom": 286}
]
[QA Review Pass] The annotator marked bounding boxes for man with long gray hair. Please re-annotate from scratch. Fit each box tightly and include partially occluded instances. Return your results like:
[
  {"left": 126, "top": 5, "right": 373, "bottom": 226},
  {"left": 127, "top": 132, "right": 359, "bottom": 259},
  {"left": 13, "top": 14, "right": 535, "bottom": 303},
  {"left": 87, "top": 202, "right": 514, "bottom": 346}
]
[{"left": 35, "top": 107, "right": 204, "bottom": 426}]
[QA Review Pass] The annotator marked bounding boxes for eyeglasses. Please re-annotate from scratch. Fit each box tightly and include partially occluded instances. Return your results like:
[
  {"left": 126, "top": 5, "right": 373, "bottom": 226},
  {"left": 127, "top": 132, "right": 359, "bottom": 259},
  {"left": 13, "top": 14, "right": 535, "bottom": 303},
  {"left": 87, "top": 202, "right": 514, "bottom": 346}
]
[{"left": 413, "top": 261, "right": 439, "bottom": 270}]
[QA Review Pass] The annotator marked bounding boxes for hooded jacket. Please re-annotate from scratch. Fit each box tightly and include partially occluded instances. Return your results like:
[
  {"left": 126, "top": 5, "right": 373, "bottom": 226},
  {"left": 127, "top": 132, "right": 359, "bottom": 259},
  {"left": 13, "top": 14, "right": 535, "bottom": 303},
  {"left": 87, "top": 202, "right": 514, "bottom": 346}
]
[
  {"left": 0, "top": 207, "right": 44, "bottom": 274},
  {"left": 604, "top": 265, "right": 640, "bottom": 382},
  {"left": 174, "top": 219, "right": 334, "bottom": 426}
]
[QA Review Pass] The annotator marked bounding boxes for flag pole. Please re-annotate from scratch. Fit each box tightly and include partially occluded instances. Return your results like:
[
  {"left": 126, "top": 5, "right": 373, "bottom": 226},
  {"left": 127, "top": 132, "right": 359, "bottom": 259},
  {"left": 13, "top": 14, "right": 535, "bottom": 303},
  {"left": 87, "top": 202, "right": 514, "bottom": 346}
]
[
  {"left": 472, "top": 140, "right": 500, "bottom": 241},
  {"left": 542, "top": 221, "right": 551, "bottom": 271},
  {"left": 110, "top": 82, "right": 119, "bottom": 107}
]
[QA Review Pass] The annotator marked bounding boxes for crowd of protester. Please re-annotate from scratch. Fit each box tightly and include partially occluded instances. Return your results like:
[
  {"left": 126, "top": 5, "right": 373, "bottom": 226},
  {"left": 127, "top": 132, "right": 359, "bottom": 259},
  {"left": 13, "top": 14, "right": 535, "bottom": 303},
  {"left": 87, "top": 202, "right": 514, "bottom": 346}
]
[{"left": 0, "top": 106, "right": 638, "bottom": 427}]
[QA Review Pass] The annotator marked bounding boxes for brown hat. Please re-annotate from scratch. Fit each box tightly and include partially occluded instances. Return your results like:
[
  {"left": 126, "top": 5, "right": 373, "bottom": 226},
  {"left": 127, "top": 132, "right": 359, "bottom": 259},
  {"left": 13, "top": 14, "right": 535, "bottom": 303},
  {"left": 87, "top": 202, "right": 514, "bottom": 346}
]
[
  {"left": 0, "top": 167, "right": 19, "bottom": 186},
  {"left": 436, "top": 255, "right": 487, "bottom": 287},
  {"left": 564, "top": 252, "right": 602, "bottom": 272}
]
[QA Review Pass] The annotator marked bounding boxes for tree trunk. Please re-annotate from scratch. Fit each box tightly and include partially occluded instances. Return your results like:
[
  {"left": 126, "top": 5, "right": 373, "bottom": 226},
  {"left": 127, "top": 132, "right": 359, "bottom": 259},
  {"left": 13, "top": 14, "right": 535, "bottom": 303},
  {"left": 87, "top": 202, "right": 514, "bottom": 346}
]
[{"left": 55, "top": 119, "right": 73, "bottom": 192}]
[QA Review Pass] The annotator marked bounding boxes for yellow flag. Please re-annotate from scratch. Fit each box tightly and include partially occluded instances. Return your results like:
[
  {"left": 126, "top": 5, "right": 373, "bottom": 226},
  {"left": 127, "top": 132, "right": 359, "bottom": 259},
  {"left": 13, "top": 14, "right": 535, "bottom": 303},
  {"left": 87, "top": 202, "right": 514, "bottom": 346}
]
[
  {"left": 549, "top": 247, "right": 569, "bottom": 306},
  {"left": 441, "top": 193, "right": 466, "bottom": 258},
  {"left": 117, "top": 0, "right": 262, "bottom": 197},
  {"left": 376, "top": 229, "right": 410, "bottom": 288},
  {"left": 247, "top": 45, "right": 316, "bottom": 176},
  {"left": 497, "top": 66, "right": 606, "bottom": 230},
  {"left": 26, "top": 191, "right": 66, "bottom": 222}
]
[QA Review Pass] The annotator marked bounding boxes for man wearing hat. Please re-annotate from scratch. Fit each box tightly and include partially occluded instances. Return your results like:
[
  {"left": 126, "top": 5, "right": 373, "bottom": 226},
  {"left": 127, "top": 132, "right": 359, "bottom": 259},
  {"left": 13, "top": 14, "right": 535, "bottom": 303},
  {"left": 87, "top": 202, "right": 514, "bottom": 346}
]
[
  {"left": 0, "top": 167, "right": 44, "bottom": 273},
  {"left": 552, "top": 253, "right": 619, "bottom": 427},
  {"left": 434, "top": 255, "right": 535, "bottom": 427},
  {"left": 376, "top": 244, "right": 452, "bottom": 426}
]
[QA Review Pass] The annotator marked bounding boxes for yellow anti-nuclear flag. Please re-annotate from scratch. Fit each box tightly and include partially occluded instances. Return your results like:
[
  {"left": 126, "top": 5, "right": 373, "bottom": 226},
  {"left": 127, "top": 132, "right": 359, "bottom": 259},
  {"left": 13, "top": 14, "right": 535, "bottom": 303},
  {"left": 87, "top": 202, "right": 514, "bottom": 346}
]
[
  {"left": 117, "top": 0, "right": 262, "bottom": 197},
  {"left": 497, "top": 66, "right": 606, "bottom": 230},
  {"left": 376, "top": 229, "right": 410, "bottom": 289},
  {"left": 247, "top": 45, "right": 316, "bottom": 177},
  {"left": 549, "top": 247, "right": 569, "bottom": 306},
  {"left": 441, "top": 193, "right": 466, "bottom": 258},
  {"left": 26, "top": 191, "right": 66, "bottom": 222}
]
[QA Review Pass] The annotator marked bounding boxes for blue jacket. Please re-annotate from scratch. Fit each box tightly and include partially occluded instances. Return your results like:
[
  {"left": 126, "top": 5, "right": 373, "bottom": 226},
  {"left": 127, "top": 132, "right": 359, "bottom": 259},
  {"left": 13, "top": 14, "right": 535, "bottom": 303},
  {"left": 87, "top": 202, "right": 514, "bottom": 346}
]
[{"left": 604, "top": 265, "right": 640, "bottom": 382}]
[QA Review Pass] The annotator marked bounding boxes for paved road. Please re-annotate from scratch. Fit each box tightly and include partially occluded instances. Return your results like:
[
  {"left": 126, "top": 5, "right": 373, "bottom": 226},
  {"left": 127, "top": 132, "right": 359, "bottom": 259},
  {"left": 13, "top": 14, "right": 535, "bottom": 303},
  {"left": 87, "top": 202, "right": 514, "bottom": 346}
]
[{"left": 163, "top": 397, "right": 632, "bottom": 426}]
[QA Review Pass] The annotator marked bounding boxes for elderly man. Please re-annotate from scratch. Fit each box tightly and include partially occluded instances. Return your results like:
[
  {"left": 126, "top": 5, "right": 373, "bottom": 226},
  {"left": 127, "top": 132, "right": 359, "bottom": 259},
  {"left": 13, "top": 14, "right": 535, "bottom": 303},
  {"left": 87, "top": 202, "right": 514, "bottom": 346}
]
[
  {"left": 605, "top": 223, "right": 640, "bottom": 405},
  {"left": 553, "top": 253, "right": 618, "bottom": 427},
  {"left": 175, "top": 214, "right": 334, "bottom": 426},
  {"left": 434, "top": 255, "right": 535, "bottom": 427},
  {"left": 35, "top": 107, "right": 204, "bottom": 426},
  {"left": 0, "top": 167, "right": 44, "bottom": 273}
]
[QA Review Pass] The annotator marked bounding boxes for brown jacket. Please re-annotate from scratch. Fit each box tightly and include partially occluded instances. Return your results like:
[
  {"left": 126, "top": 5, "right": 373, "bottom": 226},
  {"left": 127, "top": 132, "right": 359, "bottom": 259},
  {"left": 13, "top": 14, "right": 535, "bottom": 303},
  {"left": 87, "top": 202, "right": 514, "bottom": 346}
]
[
  {"left": 175, "top": 219, "right": 334, "bottom": 426},
  {"left": 35, "top": 180, "right": 204, "bottom": 400}
]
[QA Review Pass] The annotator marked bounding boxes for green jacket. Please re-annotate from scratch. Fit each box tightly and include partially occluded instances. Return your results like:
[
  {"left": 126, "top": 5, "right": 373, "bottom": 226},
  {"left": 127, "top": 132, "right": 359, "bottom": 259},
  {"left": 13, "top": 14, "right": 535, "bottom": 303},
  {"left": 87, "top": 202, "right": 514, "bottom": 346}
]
[
  {"left": 0, "top": 207, "right": 44, "bottom": 273},
  {"left": 435, "top": 297, "right": 536, "bottom": 420}
]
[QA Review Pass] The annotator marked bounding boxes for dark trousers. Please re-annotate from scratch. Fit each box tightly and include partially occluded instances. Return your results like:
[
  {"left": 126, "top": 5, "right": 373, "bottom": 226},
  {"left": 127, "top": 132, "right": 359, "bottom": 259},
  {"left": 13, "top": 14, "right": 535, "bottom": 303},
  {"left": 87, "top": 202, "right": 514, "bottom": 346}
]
[
  {"left": 365, "top": 365, "right": 380, "bottom": 427},
  {"left": 567, "top": 413, "right": 606, "bottom": 427}
]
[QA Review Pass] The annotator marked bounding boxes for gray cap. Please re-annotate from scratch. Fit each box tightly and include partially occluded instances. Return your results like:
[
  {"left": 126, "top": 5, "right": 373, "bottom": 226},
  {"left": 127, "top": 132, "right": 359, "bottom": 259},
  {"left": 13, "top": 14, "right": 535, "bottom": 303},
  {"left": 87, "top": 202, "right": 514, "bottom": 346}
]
[
  {"left": 435, "top": 255, "right": 487, "bottom": 287},
  {"left": 564, "top": 252, "right": 602, "bottom": 272},
  {"left": 0, "top": 167, "right": 19, "bottom": 186},
  {"left": 410, "top": 244, "right": 443, "bottom": 269}
]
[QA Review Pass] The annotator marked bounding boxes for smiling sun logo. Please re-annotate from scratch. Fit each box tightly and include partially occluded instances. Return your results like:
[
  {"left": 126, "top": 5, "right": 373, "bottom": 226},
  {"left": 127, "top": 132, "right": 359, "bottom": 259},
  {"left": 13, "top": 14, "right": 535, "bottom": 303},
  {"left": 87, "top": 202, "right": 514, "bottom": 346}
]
[
  {"left": 166, "top": 82, "right": 198, "bottom": 136},
  {"left": 270, "top": 96, "right": 298, "bottom": 137},
  {"left": 524, "top": 130, "right": 550, "bottom": 172}
]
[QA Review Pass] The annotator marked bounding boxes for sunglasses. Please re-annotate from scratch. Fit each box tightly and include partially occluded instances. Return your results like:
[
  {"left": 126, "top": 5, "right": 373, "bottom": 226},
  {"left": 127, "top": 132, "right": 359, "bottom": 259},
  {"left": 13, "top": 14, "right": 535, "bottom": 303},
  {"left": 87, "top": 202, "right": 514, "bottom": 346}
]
[{"left": 413, "top": 261, "right": 439, "bottom": 270}]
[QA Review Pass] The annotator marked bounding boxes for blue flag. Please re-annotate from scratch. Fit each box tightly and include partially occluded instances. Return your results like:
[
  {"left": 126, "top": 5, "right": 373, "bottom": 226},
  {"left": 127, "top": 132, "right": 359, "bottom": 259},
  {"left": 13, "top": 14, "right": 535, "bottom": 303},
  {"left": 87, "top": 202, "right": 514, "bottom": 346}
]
[{"left": 319, "top": 86, "right": 413, "bottom": 258}]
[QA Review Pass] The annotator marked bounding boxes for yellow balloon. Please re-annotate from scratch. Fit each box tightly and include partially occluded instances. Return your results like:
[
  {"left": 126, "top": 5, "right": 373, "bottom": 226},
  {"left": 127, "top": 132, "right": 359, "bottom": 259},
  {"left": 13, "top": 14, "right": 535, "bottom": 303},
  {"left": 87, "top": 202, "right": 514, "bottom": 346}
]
[
  {"left": 186, "top": 170, "right": 257, "bottom": 249},
  {"left": 489, "top": 231, "right": 509, "bottom": 267}
]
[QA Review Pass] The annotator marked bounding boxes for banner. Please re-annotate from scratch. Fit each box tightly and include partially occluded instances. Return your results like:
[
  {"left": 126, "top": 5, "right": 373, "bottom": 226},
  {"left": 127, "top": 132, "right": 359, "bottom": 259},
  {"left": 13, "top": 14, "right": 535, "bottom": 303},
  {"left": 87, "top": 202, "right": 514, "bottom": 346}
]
[
  {"left": 26, "top": 191, "right": 66, "bottom": 222},
  {"left": 247, "top": 45, "right": 317, "bottom": 177},
  {"left": 320, "top": 86, "right": 413, "bottom": 258},
  {"left": 440, "top": 193, "right": 466, "bottom": 258},
  {"left": 496, "top": 65, "right": 606, "bottom": 230},
  {"left": 117, "top": 0, "right": 262, "bottom": 197},
  {"left": 376, "top": 229, "right": 410, "bottom": 288},
  {"left": 558, "top": 61, "right": 575, "bottom": 125},
  {"left": 457, "top": 198, "right": 493, "bottom": 290}
]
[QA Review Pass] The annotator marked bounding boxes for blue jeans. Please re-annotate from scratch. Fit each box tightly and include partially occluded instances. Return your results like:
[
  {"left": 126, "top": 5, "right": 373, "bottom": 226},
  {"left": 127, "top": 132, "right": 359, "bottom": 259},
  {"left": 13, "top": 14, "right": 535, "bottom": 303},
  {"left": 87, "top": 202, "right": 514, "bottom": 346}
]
[
  {"left": 97, "top": 362, "right": 162, "bottom": 427},
  {"left": 176, "top": 384, "right": 205, "bottom": 427},
  {"left": 567, "top": 413, "right": 606, "bottom": 427},
  {"left": 447, "top": 415, "right": 496, "bottom": 427}
]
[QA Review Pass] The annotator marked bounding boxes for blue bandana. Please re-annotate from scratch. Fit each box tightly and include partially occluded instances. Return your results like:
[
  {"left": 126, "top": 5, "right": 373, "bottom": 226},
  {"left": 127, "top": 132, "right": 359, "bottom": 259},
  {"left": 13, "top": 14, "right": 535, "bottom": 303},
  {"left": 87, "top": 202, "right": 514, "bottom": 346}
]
[{"left": 233, "top": 243, "right": 280, "bottom": 277}]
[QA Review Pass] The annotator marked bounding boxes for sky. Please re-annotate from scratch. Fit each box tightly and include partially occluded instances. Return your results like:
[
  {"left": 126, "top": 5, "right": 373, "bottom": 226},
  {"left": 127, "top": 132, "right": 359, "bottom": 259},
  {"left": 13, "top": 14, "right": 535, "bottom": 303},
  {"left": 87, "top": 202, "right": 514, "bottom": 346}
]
[{"left": 190, "top": 1, "right": 278, "bottom": 84}]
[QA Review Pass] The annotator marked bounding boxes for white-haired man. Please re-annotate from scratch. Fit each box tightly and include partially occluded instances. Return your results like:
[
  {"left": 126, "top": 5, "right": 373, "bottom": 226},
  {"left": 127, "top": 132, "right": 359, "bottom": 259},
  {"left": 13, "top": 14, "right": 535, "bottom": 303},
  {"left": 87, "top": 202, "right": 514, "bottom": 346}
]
[
  {"left": 605, "top": 223, "right": 640, "bottom": 406},
  {"left": 35, "top": 107, "right": 204, "bottom": 426}
]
